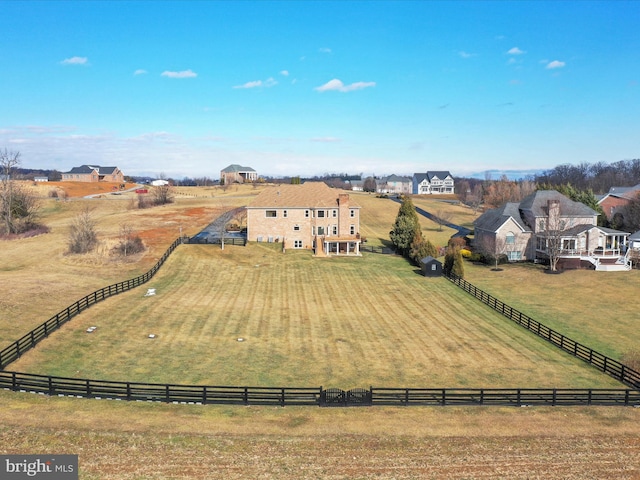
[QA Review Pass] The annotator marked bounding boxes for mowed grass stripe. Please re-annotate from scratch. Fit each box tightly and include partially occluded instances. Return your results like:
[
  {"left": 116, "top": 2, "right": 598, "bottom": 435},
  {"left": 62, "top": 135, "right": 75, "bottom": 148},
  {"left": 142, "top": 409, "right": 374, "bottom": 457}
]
[{"left": 8, "top": 245, "right": 623, "bottom": 389}]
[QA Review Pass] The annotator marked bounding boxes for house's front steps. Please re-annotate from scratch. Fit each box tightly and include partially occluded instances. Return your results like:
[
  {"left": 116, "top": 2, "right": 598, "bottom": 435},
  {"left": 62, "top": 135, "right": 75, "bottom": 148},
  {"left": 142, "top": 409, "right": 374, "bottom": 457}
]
[{"left": 596, "top": 263, "right": 632, "bottom": 271}]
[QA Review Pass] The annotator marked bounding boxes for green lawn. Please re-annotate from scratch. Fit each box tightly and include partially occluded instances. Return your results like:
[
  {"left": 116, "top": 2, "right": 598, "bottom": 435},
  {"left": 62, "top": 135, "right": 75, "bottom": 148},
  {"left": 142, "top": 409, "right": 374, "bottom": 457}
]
[
  {"left": 9, "top": 243, "right": 624, "bottom": 389},
  {"left": 463, "top": 261, "right": 640, "bottom": 360}
]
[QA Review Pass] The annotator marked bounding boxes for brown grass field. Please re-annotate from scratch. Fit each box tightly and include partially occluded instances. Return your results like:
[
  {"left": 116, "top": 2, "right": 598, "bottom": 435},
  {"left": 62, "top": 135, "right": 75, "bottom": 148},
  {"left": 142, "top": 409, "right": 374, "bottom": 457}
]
[{"left": 1, "top": 184, "right": 639, "bottom": 478}]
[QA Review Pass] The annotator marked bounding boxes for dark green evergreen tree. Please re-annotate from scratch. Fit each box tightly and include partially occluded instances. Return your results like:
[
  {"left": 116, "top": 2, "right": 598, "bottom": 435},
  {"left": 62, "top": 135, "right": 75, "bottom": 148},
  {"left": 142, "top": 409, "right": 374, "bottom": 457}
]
[{"left": 390, "top": 197, "right": 420, "bottom": 257}]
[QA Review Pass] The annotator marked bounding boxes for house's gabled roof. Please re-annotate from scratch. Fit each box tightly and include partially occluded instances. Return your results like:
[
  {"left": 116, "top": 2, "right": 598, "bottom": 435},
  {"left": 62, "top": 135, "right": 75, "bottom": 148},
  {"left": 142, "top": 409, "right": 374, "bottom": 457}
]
[
  {"left": 595, "top": 226, "right": 631, "bottom": 236},
  {"left": 597, "top": 187, "right": 640, "bottom": 204},
  {"left": 420, "top": 256, "right": 441, "bottom": 265},
  {"left": 66, "top": 165, "right": 99, "bottom": 174},
  {"left": 426, "top": 171, "right": 453, "bottom": 181},
  {"left": 413, "top": 173, "right": 428, "bottom": 183},
  {"left": 98, "top": 166, "right": 119, "bottom": 175},
  {"left": 519, "top": 190, "right": 598, "bottom": 217},
  {"left": 385, "top": 174, "right": 411, "bottom": 183},
  {"left": 65, "top": 165, "right": 119, "bottom": 175},
  {"left": 562, "top": 224, "right": 630, "bottom": 237},
  {"left": 247, "top": 182, "right": 360, "bottom": 209},
  {"left": 221, "top": 164, "right": 256, "bottom": 173},
  {"left": 607, "top": 184, "right": 640, "bottom": 197},
  {"left": 413, "top": 171, "right": 453, "bottom": 183},
  {"left": 629, "top": 230, "right": 640, "bottom": 241},
  {"left": 474, "top": 202, "right": 530, "bottom": 233}
]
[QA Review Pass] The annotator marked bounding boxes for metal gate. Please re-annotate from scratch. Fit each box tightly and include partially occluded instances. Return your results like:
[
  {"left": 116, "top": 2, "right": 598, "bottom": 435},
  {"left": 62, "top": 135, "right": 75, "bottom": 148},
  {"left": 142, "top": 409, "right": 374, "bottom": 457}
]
[{"left": 320, "top": 388, "right": 372, "bottom": 407}]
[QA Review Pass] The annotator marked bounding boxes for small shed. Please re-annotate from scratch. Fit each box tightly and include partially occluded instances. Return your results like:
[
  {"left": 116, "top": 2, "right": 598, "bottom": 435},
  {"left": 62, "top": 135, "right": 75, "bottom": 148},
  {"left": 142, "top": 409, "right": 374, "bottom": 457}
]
[{"left": 421, "top": 256, "right": 443, "bottom": 277}]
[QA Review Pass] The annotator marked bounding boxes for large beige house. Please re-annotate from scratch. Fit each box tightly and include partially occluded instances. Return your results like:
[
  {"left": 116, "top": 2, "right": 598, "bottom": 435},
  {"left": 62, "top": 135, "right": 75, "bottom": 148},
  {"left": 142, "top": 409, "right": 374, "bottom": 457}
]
[
  {"left": 220, "top": 164, "right": 258, "bottom": 184},
  {"left": 62, "top": 165, "right": 124, "bottom": 183},
  {"left": 474, "top": 190, "right": 631, "bottom": 271},
  {"left": 246, "top": 182, "right": 361, "bottom": 256}
]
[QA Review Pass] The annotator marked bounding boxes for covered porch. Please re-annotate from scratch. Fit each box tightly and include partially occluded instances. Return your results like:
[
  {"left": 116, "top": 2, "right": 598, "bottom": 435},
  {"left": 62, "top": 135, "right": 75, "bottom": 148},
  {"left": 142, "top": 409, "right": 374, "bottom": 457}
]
[{"left": 316, "top": 235, "right": 362, "bottom": 256}]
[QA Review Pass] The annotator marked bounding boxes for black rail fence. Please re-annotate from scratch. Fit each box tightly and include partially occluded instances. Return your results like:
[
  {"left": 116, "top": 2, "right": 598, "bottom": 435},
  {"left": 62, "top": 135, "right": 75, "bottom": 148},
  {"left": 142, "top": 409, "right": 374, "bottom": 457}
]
[
  {"left": 0, "top": 372, "right": 638, "bottom": 407},
  {"left": 445, "top": 274, "right": 640, "bottom": 390},
  {"left": 1, "top": 233, "right": 640, "bottom": 407},
  {"left": 187, "top": 236, "right": 246, "bottom": 246},
  {"left": 0, "top": 237, "right": 186, "bottom": 371},
  {"left": 360, "top": 245, "right": 396, "bottom": 254}
]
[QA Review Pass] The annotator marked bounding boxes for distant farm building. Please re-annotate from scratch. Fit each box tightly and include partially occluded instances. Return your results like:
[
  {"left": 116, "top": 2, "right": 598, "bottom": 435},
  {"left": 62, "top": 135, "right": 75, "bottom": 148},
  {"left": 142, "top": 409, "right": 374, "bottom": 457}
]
[
  {"left": 62, "top": 165, "right": 124, "bottom": 183},
  {"left": 220, "top": 164, "right": 258, "bottom": 184}
]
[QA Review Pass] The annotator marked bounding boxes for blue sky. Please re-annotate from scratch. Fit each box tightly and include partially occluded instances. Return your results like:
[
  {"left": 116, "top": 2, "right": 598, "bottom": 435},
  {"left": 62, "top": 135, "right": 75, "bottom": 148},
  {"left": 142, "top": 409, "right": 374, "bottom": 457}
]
[{"left": 1, "top": 1, "right": 638, "bottom": 179}]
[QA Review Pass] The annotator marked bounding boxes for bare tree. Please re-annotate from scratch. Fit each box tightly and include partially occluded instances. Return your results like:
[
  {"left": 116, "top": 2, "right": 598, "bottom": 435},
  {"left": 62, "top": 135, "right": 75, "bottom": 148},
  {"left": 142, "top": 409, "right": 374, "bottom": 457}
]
[
  {"left": 475, "top": 233, "right": 508, "bottom": 270},
  {"left": 112, "top": 223, "right": 144, "bottom": 257},
  {"left": 68, "top": 207, "right": 98, "bottom": 254},
  {"left": 0, "top": 149, "right": 41, "bottom": 235},
  {"left": 433, "top": 209, "right": 453, "bottom": 232}
]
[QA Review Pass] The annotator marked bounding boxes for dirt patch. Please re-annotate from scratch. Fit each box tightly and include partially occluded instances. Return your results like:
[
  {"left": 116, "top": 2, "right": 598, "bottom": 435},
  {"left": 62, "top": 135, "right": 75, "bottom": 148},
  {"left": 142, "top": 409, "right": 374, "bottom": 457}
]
[{"left": 42, "top": 181, "right": 137, "bottom": 198}]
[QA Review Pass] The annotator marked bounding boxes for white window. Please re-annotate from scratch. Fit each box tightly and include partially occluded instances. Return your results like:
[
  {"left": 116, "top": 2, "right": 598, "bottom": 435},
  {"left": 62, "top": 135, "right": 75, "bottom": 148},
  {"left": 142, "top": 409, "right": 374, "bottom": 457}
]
[
  {"left": 332, "top": 209, "right": 337, "bottom": 217},
  {"left": 350, "top": 209, "right": 355, "bottom": 218},
  {"left": 305, "top": 210, "right": 310, "bottom": 218},
  {"left": 506, "top": 232, "right": 515, "bottom": 244},
  {"left": 293, "top": 225, "right": 300, "bottom": 231},
  {"left": 332, "top": 225, "right": 338, "bottom": 235},
  {"left": 294, "top": 240, "right": 303, "bottom": 248},
  {"left": 317, "top": 210, "right": 325, "bottom": 218},
  {"left": 283, "top": 210, "right": 288, "bottom": 218},
  {"left": 350, "top": 225, "right": 355, "bottom": 235},
  {"left": 507, "top": 251, "right": 522, "bottom": 261}
]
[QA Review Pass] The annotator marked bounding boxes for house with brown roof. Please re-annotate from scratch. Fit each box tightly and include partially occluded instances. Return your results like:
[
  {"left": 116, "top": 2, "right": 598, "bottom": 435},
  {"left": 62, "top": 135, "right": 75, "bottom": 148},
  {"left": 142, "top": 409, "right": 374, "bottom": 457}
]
[
  {"left": 246, "top": 182, "right": 361, "bottom": 256},
  {"left": 62, "top": 165, "right": 124, "bottom": 183},
  {"left": 474, "top": 190, "right": 631, "bottom": 271}
]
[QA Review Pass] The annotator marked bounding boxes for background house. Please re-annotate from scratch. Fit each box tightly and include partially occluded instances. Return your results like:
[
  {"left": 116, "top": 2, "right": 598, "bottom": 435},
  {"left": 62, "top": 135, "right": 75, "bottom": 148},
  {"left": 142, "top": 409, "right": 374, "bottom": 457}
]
[
  {"left": 597, "top": 184, "right": 640, "bottom": 221},
  {"left": 474, "top": 190, "right": 630, "bottom": 271},
  {"left": 377, "top": 175, "right": 412, "bottom": 195},
  {"left": 412, "top": 171, "right": 454, "bottom": 195},
  {"left": 220, "top": 164, "right": 258, "bottom": 184},
  {"left": 62, "top": 165, "right": 124, "bottom": 183},
  {"left": 246, "top": 182, "right": 361, "bottom": 256}
]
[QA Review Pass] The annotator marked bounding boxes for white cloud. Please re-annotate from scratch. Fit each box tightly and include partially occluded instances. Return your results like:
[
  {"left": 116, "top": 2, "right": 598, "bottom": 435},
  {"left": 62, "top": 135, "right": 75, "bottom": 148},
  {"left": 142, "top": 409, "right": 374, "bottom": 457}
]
[
  {"left": 233, "top": 77, "right": 278, "bottom": 89},
  {"left": 314, "top": 79, "right": 376, "bottom": 93},
  {"left": 134, "top": 69, "right": 148, "bottom": 76},
  {"left": 61, "top": 56, "right": 88, "bottom": 65},
  {"left": 546, "top": 60, "right": 566, "bottom": 69},
  {"left": 507, "top": 47, "right": 525, "bottom": 55},
  {"left": 280, "top": 70, "right": 289, "bottom": 76},
  {"left": 161, "top": 69, "right": 197, "bottom": 78},
  {"left": 458, "top": 51, "right": 476, "bottom": 59}
]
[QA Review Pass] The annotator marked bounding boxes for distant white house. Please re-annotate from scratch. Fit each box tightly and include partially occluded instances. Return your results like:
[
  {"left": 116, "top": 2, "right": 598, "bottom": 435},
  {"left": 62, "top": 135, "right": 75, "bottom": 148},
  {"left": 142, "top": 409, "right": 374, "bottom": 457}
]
[
  {"left": 34, "top": 176, "right": 49, "bottom": 182},
  {"left": 412, "top": 171, "right": 455, "bottom": 195},
  {"left": 151, "top": 179, "right": 169, "bottom": 186}
]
